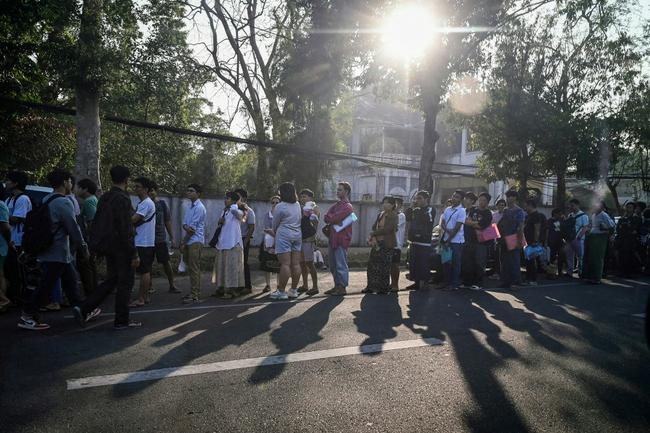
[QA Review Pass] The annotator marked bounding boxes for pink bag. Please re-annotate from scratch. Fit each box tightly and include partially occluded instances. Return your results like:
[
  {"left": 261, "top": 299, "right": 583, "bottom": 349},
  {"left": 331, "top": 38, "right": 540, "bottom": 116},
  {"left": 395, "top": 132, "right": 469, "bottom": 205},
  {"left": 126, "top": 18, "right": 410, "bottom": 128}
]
[
  {"left": 476, "top": 224, "right": 500, "bottom": 243},
  {"left": 505, "top": 233, "right": 527, "bottom": 251}
]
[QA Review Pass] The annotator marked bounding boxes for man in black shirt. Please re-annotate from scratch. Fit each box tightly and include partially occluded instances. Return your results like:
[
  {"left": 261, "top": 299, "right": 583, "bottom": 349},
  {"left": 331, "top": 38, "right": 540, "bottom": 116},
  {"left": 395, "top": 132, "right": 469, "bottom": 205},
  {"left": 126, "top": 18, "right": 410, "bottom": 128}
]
[
  {"left": 616, "top": 202, "right": 642, "bottom": 276},
  {"left": 523, "top": 199, "right": 547, "bottom": 285},
  {"left": 461, "top": 192, "right": 493, "bottom": 290},
  {"left": 545, "top": 208, "right": 565, "bottom": 276},
  {"left": 77, "top": 165, "right": 142, "bottom": 330}
]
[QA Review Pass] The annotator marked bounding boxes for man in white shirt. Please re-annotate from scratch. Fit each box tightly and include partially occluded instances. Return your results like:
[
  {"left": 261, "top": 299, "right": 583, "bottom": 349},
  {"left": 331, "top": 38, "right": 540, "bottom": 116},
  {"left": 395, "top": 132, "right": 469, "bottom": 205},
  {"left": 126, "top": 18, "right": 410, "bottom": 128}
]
[
  {"left": 440, "top": 190, "right": 467, "bottom": 290},
  {"left": 391, "top": 197, "right": 406, "bottom": 291},
  {"left": 4, "top": 170, "right": 32, "bottom": 300},
  {"left": 130, "top": 177, "right": 156, "bottom": 307},
  {"left": 565, "top": 198, "right": 590, "bottom": 276},
  {"left": 235, "top": 189, "right": 255, "bottom": 293},
  {"left": 182, "top": 184, "right": 207, "bottom": 303}
]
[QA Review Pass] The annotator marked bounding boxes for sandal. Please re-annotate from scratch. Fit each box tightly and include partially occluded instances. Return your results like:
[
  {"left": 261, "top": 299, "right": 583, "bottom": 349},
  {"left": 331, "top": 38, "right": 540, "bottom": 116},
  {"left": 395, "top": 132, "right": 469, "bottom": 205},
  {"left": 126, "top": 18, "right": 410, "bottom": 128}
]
[{"left": 129, "top": 300, "right": 145, "bottom": 308}]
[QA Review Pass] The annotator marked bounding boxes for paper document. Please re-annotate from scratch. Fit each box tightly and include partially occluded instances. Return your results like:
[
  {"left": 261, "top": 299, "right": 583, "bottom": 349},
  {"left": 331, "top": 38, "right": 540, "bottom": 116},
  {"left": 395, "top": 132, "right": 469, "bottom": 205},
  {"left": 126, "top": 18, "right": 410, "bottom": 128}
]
[{"left": 334, "top": 212, "right": 358, "bottom": 232}]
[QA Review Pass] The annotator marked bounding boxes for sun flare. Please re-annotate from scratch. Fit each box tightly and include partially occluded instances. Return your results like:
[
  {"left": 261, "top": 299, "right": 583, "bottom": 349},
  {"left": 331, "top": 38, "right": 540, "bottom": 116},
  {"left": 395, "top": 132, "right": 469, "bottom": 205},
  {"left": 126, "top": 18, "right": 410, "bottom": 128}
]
[{"left": 380, "top": 4, "right": 437, "bottom": 60}]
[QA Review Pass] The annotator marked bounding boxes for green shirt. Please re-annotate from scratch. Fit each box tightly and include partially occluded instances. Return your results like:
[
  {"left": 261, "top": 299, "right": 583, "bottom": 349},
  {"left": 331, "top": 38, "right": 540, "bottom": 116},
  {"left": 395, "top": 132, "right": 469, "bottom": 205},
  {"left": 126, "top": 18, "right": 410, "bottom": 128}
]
[{"left": 81, "top": 195, "right": 98, "bottom": 222}]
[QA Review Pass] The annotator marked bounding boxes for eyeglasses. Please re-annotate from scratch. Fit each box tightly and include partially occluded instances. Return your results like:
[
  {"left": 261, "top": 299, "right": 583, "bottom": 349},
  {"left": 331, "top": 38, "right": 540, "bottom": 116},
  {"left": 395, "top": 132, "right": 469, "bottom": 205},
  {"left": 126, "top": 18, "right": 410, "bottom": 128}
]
[
  {"left": 187, "top": 189, "right": 196, "bottom": 193},
  {"left": 271, "top": 201, "right": 279, "bottom": 205}
]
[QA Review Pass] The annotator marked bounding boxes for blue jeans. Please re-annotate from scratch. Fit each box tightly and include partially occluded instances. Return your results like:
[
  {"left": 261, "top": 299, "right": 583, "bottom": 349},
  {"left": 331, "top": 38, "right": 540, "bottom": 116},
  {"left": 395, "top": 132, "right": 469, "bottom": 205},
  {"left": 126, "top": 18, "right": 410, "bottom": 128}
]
[
  {"left": 443, "top": 243, "right": 464, "bottom": 287},
  {"left": 25, "top": 262, "right": 81, "bottom": 318},
  {"left": 328, "top": 246, "right": 349, "bottom": 288}
]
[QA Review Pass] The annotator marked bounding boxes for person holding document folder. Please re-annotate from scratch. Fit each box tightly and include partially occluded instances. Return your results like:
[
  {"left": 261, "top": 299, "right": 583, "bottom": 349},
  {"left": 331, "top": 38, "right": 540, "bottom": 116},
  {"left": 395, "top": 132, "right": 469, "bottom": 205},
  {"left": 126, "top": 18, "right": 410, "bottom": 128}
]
[{"left": 324, "top": 182, "right": 354, "bottom": 296}]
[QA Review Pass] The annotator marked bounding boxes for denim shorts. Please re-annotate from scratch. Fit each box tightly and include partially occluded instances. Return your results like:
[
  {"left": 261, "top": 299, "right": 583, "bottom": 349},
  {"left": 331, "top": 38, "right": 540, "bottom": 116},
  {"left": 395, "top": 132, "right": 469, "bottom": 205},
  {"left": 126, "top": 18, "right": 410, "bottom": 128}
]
[{"left": 275, "top": 236, "right": 302, "bottom": 254}]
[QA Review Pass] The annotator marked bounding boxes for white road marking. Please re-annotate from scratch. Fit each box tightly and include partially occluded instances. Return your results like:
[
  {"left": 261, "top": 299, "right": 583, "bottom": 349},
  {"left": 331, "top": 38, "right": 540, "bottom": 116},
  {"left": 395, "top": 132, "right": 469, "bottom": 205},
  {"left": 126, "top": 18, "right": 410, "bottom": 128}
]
[
  {"left": 620, "top": 279, "right": 650, "bottom": 286},
  {"left": 631, "top": 313, "right": 646, "bottom": 319},
  {"left": 66, "top": 337, "right": 444, "bottom": 390}
]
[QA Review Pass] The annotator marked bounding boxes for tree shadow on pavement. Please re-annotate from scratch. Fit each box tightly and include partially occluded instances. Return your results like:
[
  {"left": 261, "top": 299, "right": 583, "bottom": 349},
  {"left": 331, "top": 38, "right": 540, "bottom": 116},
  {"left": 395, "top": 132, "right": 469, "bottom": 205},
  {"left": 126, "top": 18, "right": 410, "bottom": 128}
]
[{"left": 247, "top": 296, "right": 345, "bottom": 384}]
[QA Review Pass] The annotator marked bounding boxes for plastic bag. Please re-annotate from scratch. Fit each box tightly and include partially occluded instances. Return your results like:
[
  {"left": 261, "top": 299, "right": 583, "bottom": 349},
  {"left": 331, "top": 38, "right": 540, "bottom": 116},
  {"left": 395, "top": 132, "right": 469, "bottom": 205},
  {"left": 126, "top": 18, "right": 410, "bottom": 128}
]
[
  {"left": 178, "top": 254, "right": 187, "bottom": 273},
  {"left": 440, "top": 245, "right": 453, "bottom": 264}
]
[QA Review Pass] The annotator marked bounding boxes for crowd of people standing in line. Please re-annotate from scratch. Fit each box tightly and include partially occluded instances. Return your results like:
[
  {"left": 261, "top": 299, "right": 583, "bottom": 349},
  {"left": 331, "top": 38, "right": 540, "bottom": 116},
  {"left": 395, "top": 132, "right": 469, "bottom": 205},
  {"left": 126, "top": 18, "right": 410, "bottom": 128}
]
[{"left": 2, "top": 165, "right": 649, "bottom": 332}]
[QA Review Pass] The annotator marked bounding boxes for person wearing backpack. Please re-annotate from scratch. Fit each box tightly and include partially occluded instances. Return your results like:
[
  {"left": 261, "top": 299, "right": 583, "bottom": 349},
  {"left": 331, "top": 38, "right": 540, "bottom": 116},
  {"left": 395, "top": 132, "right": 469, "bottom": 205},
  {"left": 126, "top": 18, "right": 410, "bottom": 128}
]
[
  {"left": 78, "top": 165, "right": 142, "bottom": 330},
  {"left": 298, "top": 189, "right": 320, "bottom": 296},
  {"left": 563, "top": 198, "right": 590, "bottom": 277},
  {"left": 17, "top": 169, "right": 98, "bottom": 330},
  {"left": 4, "top": 170, "right": 31, "bottom": 302}
]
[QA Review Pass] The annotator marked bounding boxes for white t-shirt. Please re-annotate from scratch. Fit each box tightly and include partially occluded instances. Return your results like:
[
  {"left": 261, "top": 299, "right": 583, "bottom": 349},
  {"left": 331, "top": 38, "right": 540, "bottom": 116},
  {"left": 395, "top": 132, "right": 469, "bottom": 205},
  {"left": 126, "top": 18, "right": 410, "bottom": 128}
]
[
  {"left": 396, "top": 212, "right": 406, "bottom": 249},
  {"left": 135, "top": 197, "right": 156, "bottom": 247},
  {"left": 441, "top": 205, "right": 466, "bottom": 244},
  {"left": 6, "top": 194, "right": 32, "bottom": 246},
  {"left": 218, "top": 204, "right": 244, "bottom": 250}
]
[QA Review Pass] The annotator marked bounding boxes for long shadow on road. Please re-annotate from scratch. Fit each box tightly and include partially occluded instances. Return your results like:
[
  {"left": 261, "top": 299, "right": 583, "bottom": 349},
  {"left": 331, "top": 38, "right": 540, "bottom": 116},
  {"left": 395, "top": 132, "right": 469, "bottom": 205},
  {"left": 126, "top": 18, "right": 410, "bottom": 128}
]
[
  {"left": 111, "top": 299, "right": 298, "bottom": 397},
  {"left": 407, "top": 289, "right": 532, "bottom": 433},
  {"left": 248, "top": 296, "right": 345, "bottom": 384}
]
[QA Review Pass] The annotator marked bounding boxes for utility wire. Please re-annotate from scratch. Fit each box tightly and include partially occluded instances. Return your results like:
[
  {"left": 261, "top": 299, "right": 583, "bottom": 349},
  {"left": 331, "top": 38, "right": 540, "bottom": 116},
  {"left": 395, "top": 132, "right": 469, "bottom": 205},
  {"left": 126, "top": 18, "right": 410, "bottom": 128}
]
[{"left": 1, "top": 97, "right": 480, "bottom": 178}]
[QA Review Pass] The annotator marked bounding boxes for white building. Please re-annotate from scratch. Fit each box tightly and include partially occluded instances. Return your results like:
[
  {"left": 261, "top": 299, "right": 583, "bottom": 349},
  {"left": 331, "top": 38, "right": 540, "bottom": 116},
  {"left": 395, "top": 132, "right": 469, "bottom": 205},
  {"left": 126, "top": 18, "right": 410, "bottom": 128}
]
[{"left": 326, "top": 92, "right": 550, "bottom": 205}]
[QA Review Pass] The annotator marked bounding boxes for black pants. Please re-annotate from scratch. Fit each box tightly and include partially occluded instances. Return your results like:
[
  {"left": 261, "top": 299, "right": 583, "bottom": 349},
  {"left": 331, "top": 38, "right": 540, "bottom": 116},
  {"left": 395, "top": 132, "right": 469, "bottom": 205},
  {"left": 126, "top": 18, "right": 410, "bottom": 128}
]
[
  {"left": 462, "top": 243, "right": 488, "bottom": 286},
  {"left": 4, "top": 246, "right": 25, "bottom": 302},
  {"left": 76, "top": 249, "right": 98, "bottom": 295},
  {"left": 242, "top": 238, "right": 251, "bottom": 289},
  {"left": 82, "top": 253, "right": 134, "bottom": 326},
  {"left": 548, "top": 243, "right": 564, "bottom": 275},
  {"left": 24, "top": 261, "right": 80, "bottom": 319},
  {"left": 525, "top": 258, "right": 538, "bottom": 281}
]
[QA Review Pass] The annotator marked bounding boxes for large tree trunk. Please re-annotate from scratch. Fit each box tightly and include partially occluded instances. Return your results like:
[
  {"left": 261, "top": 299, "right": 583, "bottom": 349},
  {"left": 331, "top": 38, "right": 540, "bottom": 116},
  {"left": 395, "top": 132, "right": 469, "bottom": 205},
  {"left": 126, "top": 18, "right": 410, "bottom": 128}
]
[
  {"left": 74, "top": 0, "right": 103, "bottom": 188},
  {"left": 75, "top": 85, "right": 101, "bottom": 186},
  {"left": 417, "top": 49, "right": 447, "bottom": 195},
  {"left": 418, "top": 104, "right": 440, "bottom": 194},
  {"left": 606, "top": 179, "right": 621, "bottom": 215},
  {"left": 556, "top": 168, "right": 567, "bottom": 209}
]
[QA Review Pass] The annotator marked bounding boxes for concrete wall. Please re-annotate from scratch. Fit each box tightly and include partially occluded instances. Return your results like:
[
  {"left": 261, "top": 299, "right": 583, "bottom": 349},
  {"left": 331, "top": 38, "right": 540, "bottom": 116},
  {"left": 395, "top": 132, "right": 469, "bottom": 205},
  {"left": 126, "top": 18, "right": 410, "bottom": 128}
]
[
  {"left": 145, "top": 196, "right": 388, "bottom": 248},
  {"left": 134, "top": 194, "right": 561, "bottom": 248}
]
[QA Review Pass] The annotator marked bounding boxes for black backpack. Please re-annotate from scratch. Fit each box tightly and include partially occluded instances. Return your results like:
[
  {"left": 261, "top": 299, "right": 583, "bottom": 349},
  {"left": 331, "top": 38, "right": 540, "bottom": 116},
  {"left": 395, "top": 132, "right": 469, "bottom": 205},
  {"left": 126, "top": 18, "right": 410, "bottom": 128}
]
[
  {"left": 301, "top": 214, "right": 317, "bottom": 240},
  {"left": 88, "top": 192, "right": 118, "bottom": 256},
  {"left": 21, "top": 194, "right": 65, "bottom": 255},
  {"left": 561, "top": 212, "right": 584, "bottom": 242}
]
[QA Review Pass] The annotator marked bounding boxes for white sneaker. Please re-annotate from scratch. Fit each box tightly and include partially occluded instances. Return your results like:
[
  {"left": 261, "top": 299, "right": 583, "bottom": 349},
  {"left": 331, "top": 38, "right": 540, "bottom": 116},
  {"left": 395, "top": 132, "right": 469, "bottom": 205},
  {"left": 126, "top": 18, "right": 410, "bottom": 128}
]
[
  {"left": 470, "top": 285, "right": 483, "bottom": 291},
  {"left": 287, "top": 288, "right": 299, "bottom": 299},
  {"left": 269, "top": 290, "right": 288, "bottom": 300}
]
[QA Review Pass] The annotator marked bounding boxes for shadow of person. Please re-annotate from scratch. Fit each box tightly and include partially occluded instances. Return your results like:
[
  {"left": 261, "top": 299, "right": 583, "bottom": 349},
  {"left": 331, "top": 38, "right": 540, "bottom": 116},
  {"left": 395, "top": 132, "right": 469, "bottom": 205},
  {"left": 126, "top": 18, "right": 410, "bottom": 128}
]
[
  {"left": 509, "top": 286, "right": 622, "bottom": 355},
  {"left": 352, "top": 292, "right": 403, "bottom": 353},
  {"left": 473, "top": 291, "right": 567, "bottom": 355},
  {"left": 247, "top": 296, "right": 345, "bottom": 384},
  {"left": 111, "top": 299, "right": 298, "bottom": 398},
  {"left": 405, "top": 289, "right": 532, "bottom": 433}
]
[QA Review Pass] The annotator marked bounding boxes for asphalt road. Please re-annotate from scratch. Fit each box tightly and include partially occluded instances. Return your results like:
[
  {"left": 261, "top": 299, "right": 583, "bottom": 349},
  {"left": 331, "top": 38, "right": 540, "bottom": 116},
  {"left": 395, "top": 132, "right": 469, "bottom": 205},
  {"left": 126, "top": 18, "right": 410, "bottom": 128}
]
[{"left": 1, "top": 270, "right": 649, "bottom": 433}]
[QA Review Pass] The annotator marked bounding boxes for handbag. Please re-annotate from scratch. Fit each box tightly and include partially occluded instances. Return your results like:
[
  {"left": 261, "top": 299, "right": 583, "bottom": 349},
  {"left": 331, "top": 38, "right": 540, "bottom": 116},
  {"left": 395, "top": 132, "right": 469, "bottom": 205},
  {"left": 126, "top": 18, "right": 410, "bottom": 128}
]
[
  {"left": 505, "top": 233, "right": 527, "bottom": 251},
  {"left": 476, "top": 223, "right": 500, "bottom": 243},
  {"left": 440, "top": 245, "right": 453, "bottom": 264},
  {"left": 178, "top": 254, "right": 187, "bottom": 273}
]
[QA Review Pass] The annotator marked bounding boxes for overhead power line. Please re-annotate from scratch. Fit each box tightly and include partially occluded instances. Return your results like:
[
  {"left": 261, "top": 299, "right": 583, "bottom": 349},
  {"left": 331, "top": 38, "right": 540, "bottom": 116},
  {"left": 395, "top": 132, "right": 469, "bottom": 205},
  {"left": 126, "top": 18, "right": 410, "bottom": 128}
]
[{"left": 1, "top": 97, "right": 480, "bottom": 178}]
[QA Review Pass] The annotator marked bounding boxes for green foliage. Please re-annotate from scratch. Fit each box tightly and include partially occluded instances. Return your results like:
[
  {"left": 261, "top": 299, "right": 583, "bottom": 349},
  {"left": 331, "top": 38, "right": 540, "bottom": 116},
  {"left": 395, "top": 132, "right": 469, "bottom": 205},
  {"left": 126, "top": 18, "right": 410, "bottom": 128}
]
[
  {"left": 0, "top": 0, "right": 250, "bottom": 194},
  {"left": 0, "top": 113, "right": 76, "bottom": 181},
  {"left": 452, "top": 1, "right": 645, "bottom": 203}
]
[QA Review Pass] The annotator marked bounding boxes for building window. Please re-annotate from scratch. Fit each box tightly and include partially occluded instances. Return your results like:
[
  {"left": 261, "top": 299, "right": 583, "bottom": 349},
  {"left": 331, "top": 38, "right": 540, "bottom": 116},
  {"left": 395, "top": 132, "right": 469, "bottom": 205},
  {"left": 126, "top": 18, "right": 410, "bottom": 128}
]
[
  {"left": 389, "top": 176, "right": 407, "bottom": 192},
  {"left": 466, "top": 130, "right": 480, "bottom": 152}
]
